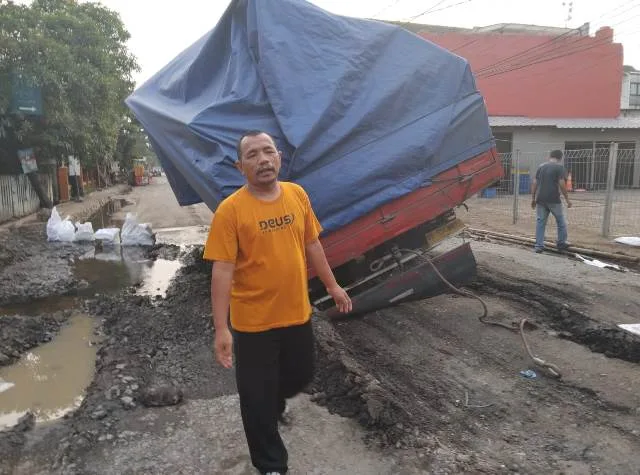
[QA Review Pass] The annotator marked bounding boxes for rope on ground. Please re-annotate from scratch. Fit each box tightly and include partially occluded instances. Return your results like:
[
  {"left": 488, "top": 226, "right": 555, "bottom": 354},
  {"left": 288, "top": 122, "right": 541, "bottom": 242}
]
[
  {"left": 400, "top": 248, "right": 517, "bottom": 331},
  {"left": 399, "top": 248, "right": 562, "bottom": 378},
  {"left": 518, "top": 319, "right": 562, "bottom": 378}
]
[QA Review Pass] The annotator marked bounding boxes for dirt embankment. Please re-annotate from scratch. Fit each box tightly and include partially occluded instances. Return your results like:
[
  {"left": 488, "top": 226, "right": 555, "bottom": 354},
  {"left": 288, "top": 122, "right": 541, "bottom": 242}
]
[
  {"left": 0, "top": 313, "right": 70, "bottom": 367},
  {"left": 0, "top": 227, "right": 93, "bottom": 306}
]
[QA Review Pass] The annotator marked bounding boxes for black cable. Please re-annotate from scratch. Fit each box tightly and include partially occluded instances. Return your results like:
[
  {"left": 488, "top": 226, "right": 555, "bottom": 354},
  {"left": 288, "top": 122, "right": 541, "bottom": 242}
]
[
  {"left": 477, "top": 25, "right": 639, "bottom": 79},
  {"left": 396, "top": 0, "right": 466, "bottom": 29},
  {"left": 473, "top": 1, "right": 639, "bottom": 76},
  {"left": 370, "top": 0, "right": 404, "bottom": 20}
]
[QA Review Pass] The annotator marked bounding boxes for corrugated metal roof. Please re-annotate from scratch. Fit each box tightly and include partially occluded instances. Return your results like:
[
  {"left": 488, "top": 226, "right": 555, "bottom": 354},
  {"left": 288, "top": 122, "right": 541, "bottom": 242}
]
[{"left": 489, "top": 116, "right": 640, "bottom": 129}]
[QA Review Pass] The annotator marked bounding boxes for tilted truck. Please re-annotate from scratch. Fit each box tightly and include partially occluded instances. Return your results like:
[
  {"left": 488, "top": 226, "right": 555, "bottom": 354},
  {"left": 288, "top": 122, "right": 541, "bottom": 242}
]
[{"left": 125, "top": 0, "right": 504, "bottom": 318}]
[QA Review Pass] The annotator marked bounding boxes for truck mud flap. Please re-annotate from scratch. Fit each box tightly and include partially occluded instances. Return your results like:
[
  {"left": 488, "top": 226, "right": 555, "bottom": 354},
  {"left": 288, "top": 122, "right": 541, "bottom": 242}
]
[{"left": 321, "top": 242, "right": 476, "bottom": 319}]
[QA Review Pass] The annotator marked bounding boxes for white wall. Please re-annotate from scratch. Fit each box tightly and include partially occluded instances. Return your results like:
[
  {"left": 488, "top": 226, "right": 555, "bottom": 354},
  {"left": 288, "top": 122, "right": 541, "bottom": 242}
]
[
  {"left": 621, "top": 71, "right": 640, "bottom": 110},
  {"left": 621, "top": 73, "right": 631, "bottom": 110},
  {"left": 493, "top": 126, "right": 640, "bottom": 174}
]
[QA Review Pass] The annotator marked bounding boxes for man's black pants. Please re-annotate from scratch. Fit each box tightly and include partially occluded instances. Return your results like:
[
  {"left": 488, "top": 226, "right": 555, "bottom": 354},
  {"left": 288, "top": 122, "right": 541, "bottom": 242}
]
[{"left": 233, "top": 319, "right": 315, "bottom": 474}]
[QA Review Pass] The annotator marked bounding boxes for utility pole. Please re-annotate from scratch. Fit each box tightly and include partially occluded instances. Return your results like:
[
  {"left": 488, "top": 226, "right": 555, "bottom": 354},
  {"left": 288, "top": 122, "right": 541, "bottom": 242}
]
[
  {"left": 602, "top": 142, "right": 618, "bottom": 237},
  {"left": 512, "top": 149, "right": 521, "bottom": 224}
]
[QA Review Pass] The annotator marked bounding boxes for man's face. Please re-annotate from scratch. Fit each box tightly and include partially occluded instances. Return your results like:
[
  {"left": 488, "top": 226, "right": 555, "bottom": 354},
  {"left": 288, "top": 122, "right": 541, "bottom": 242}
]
[{"left": 236, "top": 133, "right": 281, "bottom": 186}]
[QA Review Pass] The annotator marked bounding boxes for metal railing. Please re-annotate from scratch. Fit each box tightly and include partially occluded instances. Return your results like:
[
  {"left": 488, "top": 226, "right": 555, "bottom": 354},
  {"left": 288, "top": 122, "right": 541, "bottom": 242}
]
[{"left": 472, "top": 145, "right": 640, "bottom": 237}]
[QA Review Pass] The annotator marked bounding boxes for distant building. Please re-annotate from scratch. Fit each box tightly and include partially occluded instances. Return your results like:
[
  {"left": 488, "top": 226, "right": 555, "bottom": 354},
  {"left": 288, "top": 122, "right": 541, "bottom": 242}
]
[
  {"left": 621, "top": 67, "right": 640, "bottom": 114},
  {"left": 397, "top": 21, "right": 640, "bottom": 189}
]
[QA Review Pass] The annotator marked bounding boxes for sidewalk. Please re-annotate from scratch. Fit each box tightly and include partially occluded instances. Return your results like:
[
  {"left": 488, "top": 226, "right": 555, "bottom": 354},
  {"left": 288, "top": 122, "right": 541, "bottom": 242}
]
[{"left": 0, "top": 184, "right": 131, "bottom": 232}]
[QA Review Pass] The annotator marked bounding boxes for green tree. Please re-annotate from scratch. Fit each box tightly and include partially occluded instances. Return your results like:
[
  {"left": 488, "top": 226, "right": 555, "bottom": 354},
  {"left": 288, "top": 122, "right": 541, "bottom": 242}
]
[
  {"left": 0, "top": 0, "right": 139, "bottom": 169},
  {"left": 114, "top": 112, "right": 159, "bottom": 175}
]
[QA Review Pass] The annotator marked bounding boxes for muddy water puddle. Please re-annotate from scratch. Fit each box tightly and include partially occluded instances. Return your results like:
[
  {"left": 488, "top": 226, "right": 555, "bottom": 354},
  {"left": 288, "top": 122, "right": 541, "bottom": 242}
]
[
  {"left": 89, "top": 198, "right": 127, "bottom": 230},
  {"left": 0, "top": 251, "right": 183, "bottom": 317},
  {"left": 76, "top": 248, "right": 182, "bottom": 299},
  {"left": 0, "top": 246, "right": 184, "bottom": 429},
  {"left": 0, "top": 313, "right": 98, "bottom": 429},
  {"left": 0, "top": 295, "right": 79, "bottom": 316}
]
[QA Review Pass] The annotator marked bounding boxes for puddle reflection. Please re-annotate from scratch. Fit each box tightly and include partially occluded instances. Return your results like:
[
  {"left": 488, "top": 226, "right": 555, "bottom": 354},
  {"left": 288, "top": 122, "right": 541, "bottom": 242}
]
[
  {"left": 76, "top": 247, "right": 181, "bottom": 299},
  {"left": 0, "top": 314, "right": 97, "bottom": 429}
]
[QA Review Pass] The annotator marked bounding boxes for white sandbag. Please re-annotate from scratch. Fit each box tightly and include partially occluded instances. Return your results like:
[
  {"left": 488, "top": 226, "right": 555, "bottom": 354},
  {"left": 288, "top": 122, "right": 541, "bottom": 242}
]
[
  {"left": 73, "top": 222, "right": 95, "bottom": 242},
  {"left": 46, "top": 206, "right": 75, "bottom": 242},
  {"left": 0, "top": 378, "right": 14, "bottom": 394},
  {"left": 613, "top": 236, "right": 640, "bottom": 247},
  {"left": 57, "top": 218, "right": 76, "bottom": 242},
  {"left": 94, "top": 227, "right": 121, "bottom": 245},
  {"left": 46, "top": 206, "right": 62, "bottom": 241},
  {"left": 121, "top": 212, "right": 155, "bottom": 246}
]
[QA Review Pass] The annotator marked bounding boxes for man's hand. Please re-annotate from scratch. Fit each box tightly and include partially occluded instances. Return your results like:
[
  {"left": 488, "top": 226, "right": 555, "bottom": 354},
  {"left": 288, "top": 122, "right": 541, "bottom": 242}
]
[
  {"left": 327, "top": 285, "right": 352, "bottom": 313},
  {"left": 306, "top": 239, "right": 353, "bottom": 314},
  {"left": 566, "top": 199, "right": 573, "bottom": 209},
  {"left": 214, "top": 328, "right": 233, "bottom": 369}
]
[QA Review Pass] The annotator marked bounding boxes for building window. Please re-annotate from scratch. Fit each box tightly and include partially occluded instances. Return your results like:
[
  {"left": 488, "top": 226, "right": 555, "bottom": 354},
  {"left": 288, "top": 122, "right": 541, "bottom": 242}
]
[
  {"left": 630, "top": 82, "right": 640, "bottom": 107},
  {"left": 564, "top": 141, "right": 636, "bottom": 190}
]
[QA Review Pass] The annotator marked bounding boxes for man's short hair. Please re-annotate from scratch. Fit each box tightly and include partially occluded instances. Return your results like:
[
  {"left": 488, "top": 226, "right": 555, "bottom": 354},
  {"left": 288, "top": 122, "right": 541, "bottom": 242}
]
[
  {"left": 236, "top": 130, "right": 276, "bottom": 160},
  {"left": 550, "top": 149, "right": 563, "bottom": 160}
]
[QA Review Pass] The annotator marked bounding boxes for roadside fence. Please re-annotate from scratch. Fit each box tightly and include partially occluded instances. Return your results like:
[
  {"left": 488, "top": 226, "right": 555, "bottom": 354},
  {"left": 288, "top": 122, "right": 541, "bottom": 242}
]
[{"left": 473, "top": 144, "right": 640, "bottom": 237}]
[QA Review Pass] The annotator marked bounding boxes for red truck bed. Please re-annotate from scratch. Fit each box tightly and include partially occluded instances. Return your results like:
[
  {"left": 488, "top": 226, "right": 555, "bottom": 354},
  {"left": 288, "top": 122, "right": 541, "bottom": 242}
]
[{"left": 310, "top": 148, "right": 503, "bottom": 277}]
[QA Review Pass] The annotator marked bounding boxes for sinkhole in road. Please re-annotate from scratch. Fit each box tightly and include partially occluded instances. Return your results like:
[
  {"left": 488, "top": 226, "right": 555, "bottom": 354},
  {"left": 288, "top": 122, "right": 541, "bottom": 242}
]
[{"left": 0, "top": 247, "right": 184, "bottom": 430}]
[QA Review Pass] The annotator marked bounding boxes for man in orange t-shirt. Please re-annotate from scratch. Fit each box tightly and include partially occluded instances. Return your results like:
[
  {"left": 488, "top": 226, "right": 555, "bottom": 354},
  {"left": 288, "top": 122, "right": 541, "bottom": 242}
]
[{"left": 203, "top": 130, "right": 351, "bottom": 475}]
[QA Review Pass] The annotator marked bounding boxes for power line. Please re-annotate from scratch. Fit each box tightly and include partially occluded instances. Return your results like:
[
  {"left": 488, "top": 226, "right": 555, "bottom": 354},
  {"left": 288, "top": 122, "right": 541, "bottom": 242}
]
[
  {"left": 476, "top": 12, "right": 640, "bottom": 78},
  {"left": 397, "top": 0, "right": 472, "bottom": 29},
  {"left": 477, "top": 21, "right": 640, "bottom": 79},
  {"left": 472, "top": 1, "right": 639, "bottom": 76},
  {"left": 451, "top": 36, "right": 483, "bottom": 53},
  {"left": 486, "top": 23, "right": 639, "bottom": 84},
  {"left": 484, "top": 45, "right": 634, "bottom": 103},
  {"left": 423, "top": 0, "right": 472, "bottom": 15},
  {"left": 370, "top": 0, "right": 404, "bottom": 20},
  {"left": 593, "top": 0, "right": 639, "bottom": 24},
  {"left": 404, "top": 0, "right": 448, "bottom": 23}
]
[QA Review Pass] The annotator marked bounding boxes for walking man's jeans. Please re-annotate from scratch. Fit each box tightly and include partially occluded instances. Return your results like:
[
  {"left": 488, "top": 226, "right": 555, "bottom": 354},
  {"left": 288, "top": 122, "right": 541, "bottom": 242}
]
[
  {"left": 233, "top": 319, "right": 315, "bottom": 474},
  {"left": 535, "top": 202, "right": 568, "bottom": 251}
]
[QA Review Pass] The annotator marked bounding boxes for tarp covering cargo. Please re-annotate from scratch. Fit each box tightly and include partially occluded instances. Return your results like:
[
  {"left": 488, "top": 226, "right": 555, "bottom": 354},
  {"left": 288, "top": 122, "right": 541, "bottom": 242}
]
[{"left": 125, "top": 0, "right": 494, "bottom": 233}]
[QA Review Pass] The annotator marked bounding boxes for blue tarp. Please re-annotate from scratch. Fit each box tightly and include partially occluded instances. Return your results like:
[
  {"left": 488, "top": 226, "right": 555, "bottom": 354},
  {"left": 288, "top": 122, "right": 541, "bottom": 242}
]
[{"left": 125, "top": 0, "right": 494, "bottom": 233}]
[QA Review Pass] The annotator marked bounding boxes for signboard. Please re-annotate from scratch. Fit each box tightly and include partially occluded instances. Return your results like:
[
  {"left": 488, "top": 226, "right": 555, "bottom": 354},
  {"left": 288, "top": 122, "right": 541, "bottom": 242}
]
[
  {"left": 68, "top": 155, "right": 81, "bottom": 176},
  {"left": 10, "top": 72, "right": 43, "bottom": 116},
  {"left": 18, "top": 148, "right": 38, "bottom": 174}
]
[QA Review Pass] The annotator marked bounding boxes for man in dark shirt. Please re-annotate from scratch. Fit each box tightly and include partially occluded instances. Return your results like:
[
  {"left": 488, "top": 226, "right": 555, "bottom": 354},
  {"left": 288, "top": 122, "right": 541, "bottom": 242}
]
[{"left": 531, "top": 149, "right": 572, "bottom": 253}]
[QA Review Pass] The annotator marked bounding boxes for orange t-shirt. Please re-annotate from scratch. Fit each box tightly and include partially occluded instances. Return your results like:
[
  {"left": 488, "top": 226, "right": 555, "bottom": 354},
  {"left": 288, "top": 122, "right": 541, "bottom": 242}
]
[{"left": 202, "top": 182, "right": 323, "bottom": 333}]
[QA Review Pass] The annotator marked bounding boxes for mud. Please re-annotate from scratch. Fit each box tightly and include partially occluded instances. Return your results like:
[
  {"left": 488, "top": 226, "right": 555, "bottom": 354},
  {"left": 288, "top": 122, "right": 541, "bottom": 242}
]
[
  {"left": 0, "top": 219, "right": 639, "bottom": 474},
  {"left": 0, "top": 313, "right": 70, "bottom": 368},
  {"left": 0, "top": 227, "right": 92, "bottom": 306},
  {"left": 307, "top": 247, "right": 640, "bottom": 474},
  {"left": 469, "top": 268, "right": 640, "bottom": 363},
  {"left": 49, "top": 247, "right": 234, "bottom": 471},
  {"left": 0, "top": 313, "right": 98, "bottom": 429}
]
